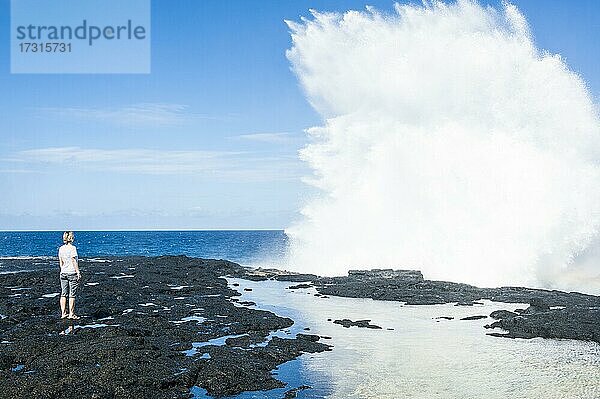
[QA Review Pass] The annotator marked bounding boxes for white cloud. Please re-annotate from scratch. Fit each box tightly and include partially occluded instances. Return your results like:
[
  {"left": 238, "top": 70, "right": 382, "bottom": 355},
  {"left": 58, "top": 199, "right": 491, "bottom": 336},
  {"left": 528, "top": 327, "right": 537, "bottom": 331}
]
[
  {"left": 234, "top": 132, "right": 300, "bottom": 144},
  {"left": 10, "top": 146, "right": 304, "bottom": 180},
  {"left": 36, "top": 103, "right": 215, "bottom": 127},
  {"left": 0, "top": 168, "right": 38, "bottom": 174}
]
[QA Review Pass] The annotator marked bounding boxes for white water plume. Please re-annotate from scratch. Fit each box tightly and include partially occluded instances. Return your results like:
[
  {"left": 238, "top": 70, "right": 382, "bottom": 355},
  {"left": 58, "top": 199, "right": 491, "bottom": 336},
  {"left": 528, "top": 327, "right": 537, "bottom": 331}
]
[{"left": 284, "top": 0, "right": 600, "bottom": 292}]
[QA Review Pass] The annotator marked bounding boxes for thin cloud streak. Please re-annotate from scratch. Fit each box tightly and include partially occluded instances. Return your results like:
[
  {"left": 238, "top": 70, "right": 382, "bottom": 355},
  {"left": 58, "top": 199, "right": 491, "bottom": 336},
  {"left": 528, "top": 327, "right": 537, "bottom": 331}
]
[
  {"left": 9, "top": 147, "right": 305, "bottom": 180},
  {"left": 234, "top": 132, "right": 301, "bottom": 144},
  {"left": 0, "top": 168, "right": 39, "bottom": 174},
  {"left": 36, "top": 103, "right": 218, "bottom": 127}
]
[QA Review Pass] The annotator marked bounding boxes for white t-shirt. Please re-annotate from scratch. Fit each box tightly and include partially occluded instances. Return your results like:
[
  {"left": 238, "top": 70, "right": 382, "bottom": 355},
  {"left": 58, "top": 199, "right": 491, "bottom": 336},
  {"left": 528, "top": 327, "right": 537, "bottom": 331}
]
[{"left": 58, "top": 244, "right": 78, "bottom": 274}]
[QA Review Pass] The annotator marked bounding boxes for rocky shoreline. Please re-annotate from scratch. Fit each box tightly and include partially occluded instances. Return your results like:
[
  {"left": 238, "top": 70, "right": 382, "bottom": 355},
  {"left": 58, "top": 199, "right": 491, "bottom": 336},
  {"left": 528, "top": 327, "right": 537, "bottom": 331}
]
[
  {"left": 0, "top": 256, "right": 330, "bottom": 399},
  {"left": 277, "top": 268, "right": 600, "bottom": 343},
  {"left": 2, "top": 256, "right": 599, "bottom": 399}
]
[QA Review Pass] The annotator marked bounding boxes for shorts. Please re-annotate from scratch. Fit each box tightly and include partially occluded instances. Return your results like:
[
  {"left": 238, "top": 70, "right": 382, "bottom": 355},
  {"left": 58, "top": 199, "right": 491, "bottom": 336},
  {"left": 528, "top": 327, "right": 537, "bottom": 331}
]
[{"left": 60, "top": 273, "right": 79, "bottom": 298}]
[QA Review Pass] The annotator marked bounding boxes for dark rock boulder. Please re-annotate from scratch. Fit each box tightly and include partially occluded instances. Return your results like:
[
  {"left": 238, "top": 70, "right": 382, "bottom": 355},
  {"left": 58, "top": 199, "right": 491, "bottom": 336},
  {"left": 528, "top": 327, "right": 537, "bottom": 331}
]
[
  {"left": 460, "top": 315, "right": 488, "bottom": 321},
  {"left": 284, "top": 385, "right": 311, "bottom": 399},
  {"left": 333, "top": 319, "right": 382, "bottom": 329},
  {"left": 522, "top": 297, "right": 551, "bottom": 314},
  {"left": 489, "top": 310, "right": 518, "bottom": 320},
  {"left": 287, "top": 283, "right": 313, "bottom": 290},
  {"left": 486, "top": 307, "right": 600, "bottom": 342}
]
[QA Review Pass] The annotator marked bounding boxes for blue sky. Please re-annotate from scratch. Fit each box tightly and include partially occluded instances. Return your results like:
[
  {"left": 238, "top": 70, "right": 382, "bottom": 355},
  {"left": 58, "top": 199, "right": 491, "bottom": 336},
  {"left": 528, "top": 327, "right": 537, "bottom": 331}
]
[{"left": 0, "top": 0, "right": 599, "bottom": 230}]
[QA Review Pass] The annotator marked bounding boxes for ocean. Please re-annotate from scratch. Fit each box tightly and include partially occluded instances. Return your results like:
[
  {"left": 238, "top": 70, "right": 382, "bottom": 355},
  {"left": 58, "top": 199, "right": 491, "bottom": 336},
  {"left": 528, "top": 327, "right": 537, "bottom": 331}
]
[{"left": 0, "top": 230, "right": 287, "bottom": 267}]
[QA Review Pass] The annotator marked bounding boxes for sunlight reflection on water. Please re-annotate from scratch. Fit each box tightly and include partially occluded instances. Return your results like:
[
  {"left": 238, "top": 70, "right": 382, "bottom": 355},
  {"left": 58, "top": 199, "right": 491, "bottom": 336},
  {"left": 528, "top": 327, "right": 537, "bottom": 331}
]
[{"left": 229, "top": 278, "right": 600, "bottom": 399}]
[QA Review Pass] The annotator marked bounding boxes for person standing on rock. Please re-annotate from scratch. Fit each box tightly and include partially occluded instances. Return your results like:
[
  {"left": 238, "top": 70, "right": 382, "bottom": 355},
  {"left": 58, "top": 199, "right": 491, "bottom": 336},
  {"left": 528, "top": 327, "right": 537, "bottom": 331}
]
[{"left": 58, "top": 231, "right": 81, "bottom": 319}]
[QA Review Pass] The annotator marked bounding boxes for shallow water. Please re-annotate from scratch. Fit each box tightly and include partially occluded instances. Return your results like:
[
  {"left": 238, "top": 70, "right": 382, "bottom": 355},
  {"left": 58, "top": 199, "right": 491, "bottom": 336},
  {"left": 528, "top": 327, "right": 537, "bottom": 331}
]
[{"left": 227, "top": 278, "right": 600, "bottom": 399}]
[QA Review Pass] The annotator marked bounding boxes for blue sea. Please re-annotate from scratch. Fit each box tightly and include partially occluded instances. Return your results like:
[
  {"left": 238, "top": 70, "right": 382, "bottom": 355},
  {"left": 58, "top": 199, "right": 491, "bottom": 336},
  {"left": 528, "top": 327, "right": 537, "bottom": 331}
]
[{"left": 0, "top": 230, "right": 288, "bottom": 266}]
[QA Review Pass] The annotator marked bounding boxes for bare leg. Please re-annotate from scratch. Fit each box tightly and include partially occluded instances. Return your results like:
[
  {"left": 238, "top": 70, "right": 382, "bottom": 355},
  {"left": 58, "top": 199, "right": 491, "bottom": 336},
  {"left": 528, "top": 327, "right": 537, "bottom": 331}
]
[
  {"left": 60, "top": 296, "right": 67, "bottom": 317},
  {"left": 69, "top": 297, "right": 76, "bottom": 318}
]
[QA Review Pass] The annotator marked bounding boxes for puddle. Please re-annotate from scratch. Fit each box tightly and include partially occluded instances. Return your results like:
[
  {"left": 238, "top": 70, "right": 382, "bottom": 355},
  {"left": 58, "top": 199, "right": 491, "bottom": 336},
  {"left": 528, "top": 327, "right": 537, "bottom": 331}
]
[
  {"left": 249, "top": 329, "right": 294, "bottom": 348},
  {"left": 41, "top": 293, "right": 60, "bottom": 298},
  {"left": 75, "top": 323, "right": 117, "bottom": 329},
  {"left": 110, "top": 274, "right": 135, "bottom": 279},
  {"left": 11, "top": 365, "right": 24, "bottom": 372},
  {"left": 183, "top": 334, "right": 247, "bottom": 357},
  {"left": 171, "top": 316, "right": 206, "bottom": 325},
  {"left": 169, "top": 285, "right": 191, "bottom": 290}
]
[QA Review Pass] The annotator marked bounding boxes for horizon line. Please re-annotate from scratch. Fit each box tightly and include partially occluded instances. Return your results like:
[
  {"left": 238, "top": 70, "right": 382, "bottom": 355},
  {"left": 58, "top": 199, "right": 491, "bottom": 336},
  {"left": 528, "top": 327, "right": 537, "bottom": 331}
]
[{"left": 0, "top": 228, "right": 286, "bottom": 232}]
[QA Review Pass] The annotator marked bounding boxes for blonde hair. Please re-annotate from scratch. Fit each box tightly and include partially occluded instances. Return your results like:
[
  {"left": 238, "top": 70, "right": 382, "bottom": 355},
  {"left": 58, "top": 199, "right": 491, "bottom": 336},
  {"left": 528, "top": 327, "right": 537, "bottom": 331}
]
[{"left": 63, "top": 231, "right": 75, "bottom": 244}]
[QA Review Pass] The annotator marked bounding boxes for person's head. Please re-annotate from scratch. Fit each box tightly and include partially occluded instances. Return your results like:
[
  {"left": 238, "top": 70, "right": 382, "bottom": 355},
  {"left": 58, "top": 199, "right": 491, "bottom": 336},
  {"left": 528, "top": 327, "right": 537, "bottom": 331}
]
[{"left": 62, "top": 231, "right": 75, "bottom": 244}]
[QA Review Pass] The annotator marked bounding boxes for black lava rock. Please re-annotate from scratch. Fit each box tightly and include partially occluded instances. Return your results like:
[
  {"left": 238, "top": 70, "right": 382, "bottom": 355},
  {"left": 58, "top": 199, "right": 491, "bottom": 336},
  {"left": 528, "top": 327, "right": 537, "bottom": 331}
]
[
  {"left": 460, "top": 315, "right": 488, "bottom": 321},
  {"left": 489, "top": 310, "right": 518, "bottom": 320},
  {"left": 287, "top": 283, "right": 313, "bottom": 290},
  {"left": 333, "top": 319, "right": 382, "bottom": 329},
  {"left": 0, "top": 256, "right": 331, "bottom": 399}
]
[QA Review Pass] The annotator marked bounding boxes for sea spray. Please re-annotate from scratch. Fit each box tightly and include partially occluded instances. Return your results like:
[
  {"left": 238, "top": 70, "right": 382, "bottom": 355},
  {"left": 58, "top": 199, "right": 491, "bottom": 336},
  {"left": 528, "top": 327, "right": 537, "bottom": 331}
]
[{"left": 284, "top": 0, "right": 600, "bottom": 292}]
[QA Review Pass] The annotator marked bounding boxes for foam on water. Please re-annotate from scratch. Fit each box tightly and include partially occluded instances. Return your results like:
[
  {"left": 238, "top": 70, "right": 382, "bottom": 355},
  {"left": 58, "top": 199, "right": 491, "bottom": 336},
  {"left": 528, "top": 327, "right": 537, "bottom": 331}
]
[{"left": 285, "top": 0, "right": 600, "bottom": 293}]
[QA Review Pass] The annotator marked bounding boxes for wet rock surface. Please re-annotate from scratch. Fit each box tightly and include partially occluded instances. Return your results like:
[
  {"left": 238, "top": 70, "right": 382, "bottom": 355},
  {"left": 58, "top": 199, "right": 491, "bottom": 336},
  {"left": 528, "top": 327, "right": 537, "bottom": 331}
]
[
  {"left": 283, "top": 385, "right": 311, "bottom": 399},
  {"left": 0, "top": 256, "right": 331, "bottom": 399},
  {"left": 484, "top": 299, "right": 600, "bottom": 342},
  {"left": 287, "top": 283, "right": 313, "bottom": 290},
  {"left": 332, "top": 319, "right": 382, "bottom": 329},
  {"left": 460, "top": 315, "right": 488, "bottom": 321},
  {"left": 489, "top": 310, "right": 518, "bottom": 320}
]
